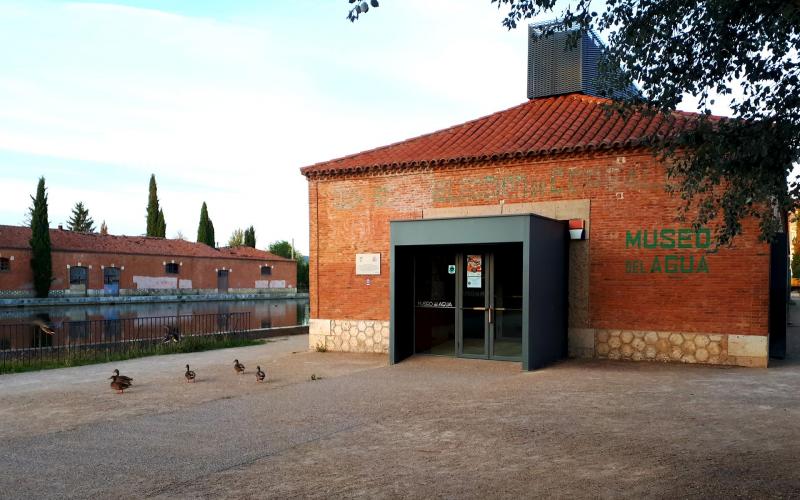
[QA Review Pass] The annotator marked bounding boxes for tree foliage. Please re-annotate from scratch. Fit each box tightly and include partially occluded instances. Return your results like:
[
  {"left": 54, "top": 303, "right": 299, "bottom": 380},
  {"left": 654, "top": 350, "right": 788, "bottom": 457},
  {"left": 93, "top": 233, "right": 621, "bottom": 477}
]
[
  {"left": 268, "top": 240, "right": 309, "bottom": 289},
  {"left": 146, "top": 174, "right": 161, "bottom": 237},
  {"left": 244, "top": 225, "right": 256, "bottom": 248},
  {"left": 156, "top": 209, "right": 166, "bottom": 238},
  {"left": 99, "top": 220, "right": 108, "bottom": 236},
  {"left": 296, "top": 258, "right": 309, "bottom": 290},
  {"left": 197, "top": 202, "right": 216, "bottom": 247},
  {"left": 145, "top": 174, "right": 167, "bottom": 237},
  {"left": 346, "top": 0, "right": 379, "bottom": 21},
  {"left": 29, "top": 177, "right": 52, "bottom": 298},
  {"left": 66, "top": 201, "right": 95, "bottom": 233},
  {"left": 268, "top": 240, "right": 298, "bottom": 260},
  {"left": 349, "top": 0, "right": 800, "bottom": 245},
  {"left": 228, "top": 228, "right": 245, "bottom": 247}
]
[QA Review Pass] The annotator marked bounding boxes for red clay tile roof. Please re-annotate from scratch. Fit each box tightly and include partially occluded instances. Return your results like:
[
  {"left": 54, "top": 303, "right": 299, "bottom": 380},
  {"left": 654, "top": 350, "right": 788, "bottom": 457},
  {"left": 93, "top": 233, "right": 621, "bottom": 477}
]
[
  {"left": 300, "top": 93, "right": 704, "bottom": 177},
  {"left": 0, "top": 225, "right": 290, "bottom": 261},
  {"left": 218, "top": 246, "right": 292, "bottom": 261}
]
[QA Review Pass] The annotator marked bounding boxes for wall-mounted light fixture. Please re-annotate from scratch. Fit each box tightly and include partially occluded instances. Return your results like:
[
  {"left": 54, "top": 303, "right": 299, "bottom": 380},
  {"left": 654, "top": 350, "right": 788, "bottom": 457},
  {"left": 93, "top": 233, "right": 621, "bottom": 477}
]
[{"left": 568, "top": 219, "right": 585, "bottom": 240}]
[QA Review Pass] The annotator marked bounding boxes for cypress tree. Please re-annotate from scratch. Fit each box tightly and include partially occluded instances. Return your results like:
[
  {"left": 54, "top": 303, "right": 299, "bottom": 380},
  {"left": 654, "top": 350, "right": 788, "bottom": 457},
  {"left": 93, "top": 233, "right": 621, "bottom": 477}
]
[
  {"left": 66, "top": 201, "right": 95, "bottom": 233},
  {"left": 29, "top": 177, "right": 52, "bottom": 298},
  {"left": 208, "top": 218, "right": 215, "bottom": 248},
  {"left": 197, "top": 202, "right": 210, "bottom": 246},
  {"left": 156, "top": 209, "right": 166, "bottom": 238},
  {"left": 244, "top": 225, "right": 256, "bottom": 248},
  {"left": 146, "top": 174, "right": 160, "bottom": 236}
]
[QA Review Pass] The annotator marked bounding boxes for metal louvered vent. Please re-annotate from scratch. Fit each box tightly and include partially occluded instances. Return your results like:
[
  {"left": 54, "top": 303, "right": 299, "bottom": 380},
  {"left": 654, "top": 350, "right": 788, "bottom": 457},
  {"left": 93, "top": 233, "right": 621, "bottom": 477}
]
[{"left": 527, "top": 21, "right": 638, "bottom": 99}]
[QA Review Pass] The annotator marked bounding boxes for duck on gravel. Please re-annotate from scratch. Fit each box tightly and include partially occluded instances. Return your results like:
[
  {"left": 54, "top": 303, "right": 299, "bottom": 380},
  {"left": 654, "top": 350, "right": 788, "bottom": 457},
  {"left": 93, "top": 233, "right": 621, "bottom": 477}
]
[
  {"left": 112, "top": 369, "right": 133, "bottom": 385},
  {"left": 255, "top": 366, "right": 266, "bottom": 382},
  {"left": 184, "top": 364, "right": 196, "bottom": 383},
  {"left": 234, "top": 359, "right": 245, "bottom": 375},
  {"left": 109, "top": 375, "right": 131, "bottom": 394}
]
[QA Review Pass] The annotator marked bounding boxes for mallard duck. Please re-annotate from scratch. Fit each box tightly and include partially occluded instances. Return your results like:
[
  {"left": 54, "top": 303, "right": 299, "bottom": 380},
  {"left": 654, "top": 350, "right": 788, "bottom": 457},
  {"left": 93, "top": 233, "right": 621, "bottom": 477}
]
[
  {"left": 234, "top": 359, "right": 245, "bottom": 375},
  {"left": 31, "top": 318, "right": 54, "bottom": 335},
  {"left": 112, "top": 369, "right": 133, "bottom": 385},
  {"left": 109, "top": 375, "right": 131, "bottom": 394},
  {"left": 255, "top": 366, "right": 266, "bottom": 382},
  {"left": 185, "top": 364, "right": 196, "bottom": 383},
  {"left": 163, "top": 325, "right": 181, "bottom": 343}
]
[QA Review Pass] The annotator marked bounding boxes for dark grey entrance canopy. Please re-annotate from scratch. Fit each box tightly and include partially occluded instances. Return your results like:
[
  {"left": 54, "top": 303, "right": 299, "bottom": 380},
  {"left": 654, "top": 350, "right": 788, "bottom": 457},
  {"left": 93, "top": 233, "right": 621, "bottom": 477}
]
[{"left": 390, "top": 214, "right": 568, "bottom": 371}]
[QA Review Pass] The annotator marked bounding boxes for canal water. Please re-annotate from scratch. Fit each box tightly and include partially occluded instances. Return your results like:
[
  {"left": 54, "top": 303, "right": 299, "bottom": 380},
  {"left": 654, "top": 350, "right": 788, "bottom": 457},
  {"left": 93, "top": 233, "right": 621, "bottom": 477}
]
[{"left": 0, "top": 298, "right": 310, "bottom": 330}]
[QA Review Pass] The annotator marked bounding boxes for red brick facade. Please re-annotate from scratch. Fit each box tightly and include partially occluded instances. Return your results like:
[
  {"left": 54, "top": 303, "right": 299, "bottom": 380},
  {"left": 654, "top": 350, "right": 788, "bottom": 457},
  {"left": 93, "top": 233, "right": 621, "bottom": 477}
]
[
  {"left": 307, "top": 151, "right": 769, "bottom": 337},
  {"left": 0, "top": 226, "right": 296, "bottom": 296}
]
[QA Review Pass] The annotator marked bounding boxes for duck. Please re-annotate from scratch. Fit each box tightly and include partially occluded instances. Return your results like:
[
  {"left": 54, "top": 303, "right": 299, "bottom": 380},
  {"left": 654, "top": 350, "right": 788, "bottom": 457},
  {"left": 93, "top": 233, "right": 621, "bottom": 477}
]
[
  {"left": 31, "top": 318, "right": 55, "bottom": 336},
  {"left": 255, "top": 366, "right": 266, "bottom": 382},
  {"left": 112, "top": 369, "right": 133, "bottom": 385},
  {"left": 109, "top": 375, "right": 131, "bottom": 394},
  {"left": 234, "top": 359, "right": 245, "bottom": 375},
  {"left": 184, "top": 364, "right": 196, "bottom": 383}
]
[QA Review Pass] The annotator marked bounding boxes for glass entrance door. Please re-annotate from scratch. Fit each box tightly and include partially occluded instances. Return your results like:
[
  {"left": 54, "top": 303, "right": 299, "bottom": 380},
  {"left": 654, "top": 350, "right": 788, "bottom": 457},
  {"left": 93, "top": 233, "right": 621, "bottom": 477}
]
[
  {"left": 491, "top": 245, "right": 523, "bottom": 359},
  {"left": 460, "top": 252, "right": 488, "bottom": 356},
  {"left": 457, "top": 245, "right": 523, "bottom": 360}
]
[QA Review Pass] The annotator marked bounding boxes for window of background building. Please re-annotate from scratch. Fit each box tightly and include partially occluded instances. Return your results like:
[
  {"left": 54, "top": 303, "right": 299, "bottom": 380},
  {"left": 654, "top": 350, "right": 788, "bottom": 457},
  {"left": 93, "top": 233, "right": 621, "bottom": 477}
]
[
  {"left": 0, "top": 258, "right": 9, "bottom": 272},
  {"left": 261, "top": 265, "right": 272, "bottom": 276},
  {"left": 165, "top": 263, "right": 179, "bottom": 274},
  {"left": 103, "top": 267, "right": 121, "bottom": 285},
  {"left": 69, "top": 266, "right": 88, "bottom": 285}
]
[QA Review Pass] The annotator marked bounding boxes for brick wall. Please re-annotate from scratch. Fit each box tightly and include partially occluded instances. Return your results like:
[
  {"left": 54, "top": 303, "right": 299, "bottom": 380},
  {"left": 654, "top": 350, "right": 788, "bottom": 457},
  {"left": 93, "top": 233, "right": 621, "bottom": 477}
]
[
  {"left": 0, "top": 249, "right": 296, "bottom": 294},
  {"left": 307, "top": 151, "right": 770, "bottom": 337}
]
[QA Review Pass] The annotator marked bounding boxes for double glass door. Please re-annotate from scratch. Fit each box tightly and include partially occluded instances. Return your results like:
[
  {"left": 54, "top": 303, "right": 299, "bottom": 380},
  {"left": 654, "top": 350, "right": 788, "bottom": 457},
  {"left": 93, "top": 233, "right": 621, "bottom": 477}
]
[{"left": 413, "top": 244, "right": 523, "bottom": 360}]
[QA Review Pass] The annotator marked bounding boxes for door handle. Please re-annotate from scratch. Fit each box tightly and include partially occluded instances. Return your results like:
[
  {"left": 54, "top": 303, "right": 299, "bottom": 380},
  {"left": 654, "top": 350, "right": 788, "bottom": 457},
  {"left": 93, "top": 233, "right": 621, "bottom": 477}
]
[{"left": 488, "top": 306, "right": 493, "bottom": 324}]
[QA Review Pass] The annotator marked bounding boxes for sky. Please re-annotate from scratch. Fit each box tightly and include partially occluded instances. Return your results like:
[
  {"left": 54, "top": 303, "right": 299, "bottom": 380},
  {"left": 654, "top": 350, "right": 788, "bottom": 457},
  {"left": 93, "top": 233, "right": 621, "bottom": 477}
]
[{"left": 0, "top": 0, "right": 750, "bottom": 254}]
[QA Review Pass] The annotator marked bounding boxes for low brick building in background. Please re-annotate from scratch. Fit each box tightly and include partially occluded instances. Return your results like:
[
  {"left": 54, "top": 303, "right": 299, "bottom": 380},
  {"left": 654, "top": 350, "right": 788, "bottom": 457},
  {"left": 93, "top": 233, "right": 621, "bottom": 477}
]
[
  {"left": 0, "top": 225, "right": 297, "bottom": 297},
  {"left": 300, "top": 29, "right": 787, "bottom": 370}
]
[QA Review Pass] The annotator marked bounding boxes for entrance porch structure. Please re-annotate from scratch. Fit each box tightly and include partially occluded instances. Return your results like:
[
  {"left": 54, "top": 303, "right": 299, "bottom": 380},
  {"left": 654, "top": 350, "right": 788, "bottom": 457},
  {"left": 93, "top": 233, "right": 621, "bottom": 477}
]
[{"left": 391, "top": 215, "right": 567, "bottom": 371}]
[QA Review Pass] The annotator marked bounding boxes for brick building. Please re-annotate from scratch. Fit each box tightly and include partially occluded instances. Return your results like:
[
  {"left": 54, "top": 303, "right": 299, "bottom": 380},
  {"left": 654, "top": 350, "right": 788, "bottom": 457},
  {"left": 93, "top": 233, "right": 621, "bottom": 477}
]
[
  {"left": 0, "top": 225, "right": 297, "bottom": 297},
  {"left": 301, "top": 29, "right": 787, "bottom": 370}
]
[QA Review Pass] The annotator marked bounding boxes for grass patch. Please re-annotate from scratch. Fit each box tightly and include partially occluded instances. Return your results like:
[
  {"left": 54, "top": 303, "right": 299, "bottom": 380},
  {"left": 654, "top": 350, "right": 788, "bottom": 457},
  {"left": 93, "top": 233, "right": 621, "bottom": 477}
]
[{"left": 0, "top": 335, "right": 267, "bottom": 374}]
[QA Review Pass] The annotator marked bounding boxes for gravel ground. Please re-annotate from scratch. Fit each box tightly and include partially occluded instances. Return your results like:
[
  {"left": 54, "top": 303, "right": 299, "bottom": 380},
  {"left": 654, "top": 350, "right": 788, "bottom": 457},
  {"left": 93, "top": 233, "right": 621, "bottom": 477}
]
[{"left": 1, "top": 323, "right": 799, "bottom": 499}]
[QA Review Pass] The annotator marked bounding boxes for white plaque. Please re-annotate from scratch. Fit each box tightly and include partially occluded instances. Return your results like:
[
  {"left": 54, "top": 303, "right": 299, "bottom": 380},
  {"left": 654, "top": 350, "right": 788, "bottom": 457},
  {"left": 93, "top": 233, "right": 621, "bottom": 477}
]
[{"left": 356, "top": 253, "right": 381, "bottom": 275}]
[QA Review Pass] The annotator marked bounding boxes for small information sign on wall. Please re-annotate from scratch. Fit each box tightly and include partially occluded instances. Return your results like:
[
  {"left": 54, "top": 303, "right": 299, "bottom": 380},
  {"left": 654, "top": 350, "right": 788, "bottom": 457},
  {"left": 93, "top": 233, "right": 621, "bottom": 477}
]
[{"left": 356, "top": 253, "right": 381, "bottom": 275}]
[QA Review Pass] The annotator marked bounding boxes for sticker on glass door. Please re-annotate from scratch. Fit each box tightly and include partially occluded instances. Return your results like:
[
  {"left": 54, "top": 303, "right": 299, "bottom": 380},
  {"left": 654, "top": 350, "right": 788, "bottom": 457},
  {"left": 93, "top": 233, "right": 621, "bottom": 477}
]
[{"left": 466, "top": 255, "right": 482, "bottom": 288}]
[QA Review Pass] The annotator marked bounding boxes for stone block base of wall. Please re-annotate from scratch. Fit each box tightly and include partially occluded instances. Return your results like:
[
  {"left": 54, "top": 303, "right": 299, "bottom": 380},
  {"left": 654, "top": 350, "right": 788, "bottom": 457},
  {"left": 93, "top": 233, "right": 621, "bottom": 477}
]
[
  {"left": 569, "top": 328, "right": 768, "bottom": 368},
  {"left": 309, "top": 318, "right": 389, "bottom": 354}
]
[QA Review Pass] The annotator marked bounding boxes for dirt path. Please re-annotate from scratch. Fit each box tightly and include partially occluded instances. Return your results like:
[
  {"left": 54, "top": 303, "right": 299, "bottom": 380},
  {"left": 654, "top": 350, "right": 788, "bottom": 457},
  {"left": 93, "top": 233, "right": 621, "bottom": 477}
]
[
  {"left": 0, "top": 335, "right": 384, "bottom": 440},
  {"left": 1, "top": 329, "right": 799, "bottom": 498}
]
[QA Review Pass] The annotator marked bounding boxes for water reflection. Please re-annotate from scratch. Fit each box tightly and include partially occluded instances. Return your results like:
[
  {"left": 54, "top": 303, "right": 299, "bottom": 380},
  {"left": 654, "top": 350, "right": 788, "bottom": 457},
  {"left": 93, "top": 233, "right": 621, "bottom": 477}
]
[{"left": 0, "top": 299, "right": 310, "bottom": 331}]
